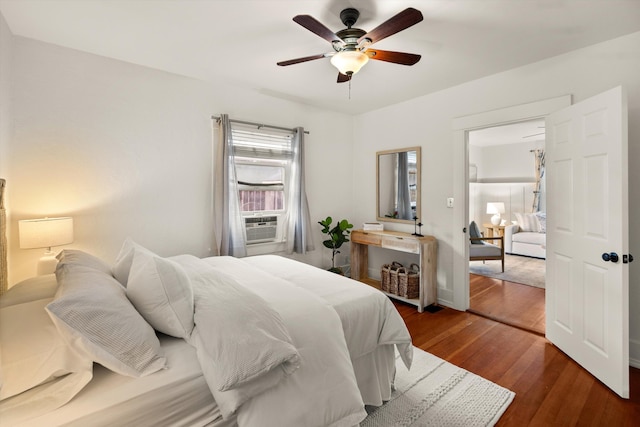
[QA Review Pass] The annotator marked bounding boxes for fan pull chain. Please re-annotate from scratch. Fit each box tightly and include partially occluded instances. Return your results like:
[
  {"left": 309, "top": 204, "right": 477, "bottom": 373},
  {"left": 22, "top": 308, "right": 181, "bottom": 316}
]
[{"left": 348, "top": 78, "right": 351, "bottom": 100}]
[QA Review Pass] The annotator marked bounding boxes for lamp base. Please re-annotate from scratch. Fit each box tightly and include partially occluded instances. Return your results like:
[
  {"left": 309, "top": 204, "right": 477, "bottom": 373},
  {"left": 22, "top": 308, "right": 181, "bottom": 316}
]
[
  {"left": 37, "top": 254, "right": 58, "bottom": 275},
  {"left": 491, "top": 215, "right": 501, "bottom": 226}
]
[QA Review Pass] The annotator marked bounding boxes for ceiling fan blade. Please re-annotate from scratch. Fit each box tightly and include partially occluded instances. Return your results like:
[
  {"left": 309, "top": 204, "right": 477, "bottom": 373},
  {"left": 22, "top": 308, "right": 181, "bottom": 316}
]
[
  {"left": 358, "top": 8, "right": 423, "bottom": 45},
  {"left": 337, "top": 72, "right": 351, "bottom": 83},
  {"left": 293, "top": 15, "right": 343, "bottom": 43},
  {"left": 277, "top": 54, "right": 327, "bottom": 66},
  {"left": 366, "top": 49, "right": 421, "bottom": 65}
]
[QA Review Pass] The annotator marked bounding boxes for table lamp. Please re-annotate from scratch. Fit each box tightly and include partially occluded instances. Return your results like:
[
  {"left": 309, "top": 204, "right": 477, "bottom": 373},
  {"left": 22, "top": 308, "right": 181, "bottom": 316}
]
[
  {"left": 486, "top": 202, "right": 505, "bottom": 226},
  {"left": 19, "top": 217, "right": 74, "bottom": 275}
]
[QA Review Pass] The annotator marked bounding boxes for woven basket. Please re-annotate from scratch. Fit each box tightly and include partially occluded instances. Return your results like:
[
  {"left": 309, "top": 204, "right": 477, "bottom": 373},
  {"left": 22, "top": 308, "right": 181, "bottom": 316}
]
[
  {"left": 389, "top": 263, "right": 404, "bottom": 295},
  {"left": 398, "top": 263, "right": 420, "bottom": 299},
  {"left": 381, "top": 261, "right": 402, "bottom": 293}
]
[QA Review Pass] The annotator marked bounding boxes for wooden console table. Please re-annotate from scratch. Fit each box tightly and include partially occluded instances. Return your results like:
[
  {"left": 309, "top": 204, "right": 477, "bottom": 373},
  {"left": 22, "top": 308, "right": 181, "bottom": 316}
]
[
  {"left": 350, "top": 230, "right": 437, "bottom": 312},
  {"left": 483, "top": 223, "right": 506, "bottom": 248}
]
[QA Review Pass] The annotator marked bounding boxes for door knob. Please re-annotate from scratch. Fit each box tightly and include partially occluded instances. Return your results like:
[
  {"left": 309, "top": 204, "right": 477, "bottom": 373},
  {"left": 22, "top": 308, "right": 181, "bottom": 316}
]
[
  {"left": 602, "top": 252, "right": 619, "bottom": 263},
  {"left": 623, "top": 254, "right": 634, "bottom": 264}
]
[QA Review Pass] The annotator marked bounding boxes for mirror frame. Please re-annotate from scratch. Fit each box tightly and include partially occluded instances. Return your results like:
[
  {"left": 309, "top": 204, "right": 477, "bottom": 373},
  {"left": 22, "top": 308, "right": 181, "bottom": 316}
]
[{"left": 376, "top": 146, "right": 421, "bottom": 224}]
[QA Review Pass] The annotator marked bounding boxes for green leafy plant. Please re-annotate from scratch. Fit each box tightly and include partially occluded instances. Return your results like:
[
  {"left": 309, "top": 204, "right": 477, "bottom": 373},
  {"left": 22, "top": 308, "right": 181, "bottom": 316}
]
[{"left": 318, "top": 216, "right": 354, "bottom": 274}]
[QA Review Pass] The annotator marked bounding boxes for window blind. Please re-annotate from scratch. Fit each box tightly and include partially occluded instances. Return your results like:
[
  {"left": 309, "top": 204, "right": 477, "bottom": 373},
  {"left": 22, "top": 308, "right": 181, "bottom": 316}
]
[{"left": 231, "top": 124, "right": 293, "bottom": 160}]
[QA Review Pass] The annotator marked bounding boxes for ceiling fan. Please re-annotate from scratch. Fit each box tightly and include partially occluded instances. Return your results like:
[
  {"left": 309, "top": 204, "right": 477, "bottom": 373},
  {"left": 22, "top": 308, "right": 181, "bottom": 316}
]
[{"left": 277, "top": 7, "right": 423, "bottom": 83}]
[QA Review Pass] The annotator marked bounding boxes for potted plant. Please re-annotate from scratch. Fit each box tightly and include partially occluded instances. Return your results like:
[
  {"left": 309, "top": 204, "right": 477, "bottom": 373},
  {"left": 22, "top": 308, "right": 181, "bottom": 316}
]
[{"left": 318, "top": 216, "right": 354, "bottom": 274}]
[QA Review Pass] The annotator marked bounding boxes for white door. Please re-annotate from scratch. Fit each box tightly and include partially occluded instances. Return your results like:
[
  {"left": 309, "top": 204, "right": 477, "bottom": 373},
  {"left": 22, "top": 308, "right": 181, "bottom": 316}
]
[{"left": 545, "top": 86, "right": 629, "bottom": 398}]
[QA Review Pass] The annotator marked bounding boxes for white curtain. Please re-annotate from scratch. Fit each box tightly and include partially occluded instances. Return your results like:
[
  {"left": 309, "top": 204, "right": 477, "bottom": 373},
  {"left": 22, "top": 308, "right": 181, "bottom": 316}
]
[
  {"left": 396, "top": 152, "right": 412, "bottom": 220},
  {"left": 213, "top": 114, "right": 247, "bottom": 257},
  {"left": 285, "top": 128, "right": 314, "bottom": 254}
]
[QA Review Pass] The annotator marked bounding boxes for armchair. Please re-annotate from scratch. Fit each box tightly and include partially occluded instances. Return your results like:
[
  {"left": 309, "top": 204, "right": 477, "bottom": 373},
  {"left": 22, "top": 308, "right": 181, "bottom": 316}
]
[{"left": 469, "top": 221, "right": 504, "bottom": 272}]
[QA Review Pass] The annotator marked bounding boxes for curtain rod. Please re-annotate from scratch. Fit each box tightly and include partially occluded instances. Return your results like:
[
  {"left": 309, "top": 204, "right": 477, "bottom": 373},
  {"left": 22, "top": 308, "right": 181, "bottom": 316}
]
[{"left": 211, "top": 115, "right": 309, "bottom": 134}]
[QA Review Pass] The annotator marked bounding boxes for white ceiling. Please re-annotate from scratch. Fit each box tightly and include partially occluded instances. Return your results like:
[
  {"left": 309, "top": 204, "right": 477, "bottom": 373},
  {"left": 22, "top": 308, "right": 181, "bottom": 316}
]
[
  {"left": 1, "top": 0, "right": 640, "bottom": 115},
  {"left": 469, "top": 119, "right": 546, "bottom": 147}
]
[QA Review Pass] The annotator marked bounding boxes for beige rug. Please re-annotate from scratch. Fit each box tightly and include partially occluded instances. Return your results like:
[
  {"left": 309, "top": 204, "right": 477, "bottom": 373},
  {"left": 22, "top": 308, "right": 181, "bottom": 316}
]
[
  {"left": 469, "top": 254, "right": 545, "bottom": 288},
  {"left": 362, "top": 346, "right": 515, "bottom": 427}
]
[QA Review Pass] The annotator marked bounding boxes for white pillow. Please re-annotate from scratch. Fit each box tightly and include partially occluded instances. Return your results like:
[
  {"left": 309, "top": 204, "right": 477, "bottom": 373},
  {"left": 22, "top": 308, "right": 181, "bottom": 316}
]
[
  {"left": 56, "top": 249, "right": 113, "bottom": 275},
  {"left": 126, "top": 249, "right": 195, "bottom": 338},
  {"left": 112, "top": 238, "right": 155, "bottom": 287},
  {"left": 535, "top": 211, "right": 547, "bottom": 233},
  {"left": 0, "top": 298, "right": 93, "bottom": 401},
  {"left": 112, "top": 237, "right": 136, "bottom": 286},
  {"left": 47, "top": 263, "right": 167, "bottom": 377},
  {"left": 514, "top": 212, "right": 540, "bottom": 232}
]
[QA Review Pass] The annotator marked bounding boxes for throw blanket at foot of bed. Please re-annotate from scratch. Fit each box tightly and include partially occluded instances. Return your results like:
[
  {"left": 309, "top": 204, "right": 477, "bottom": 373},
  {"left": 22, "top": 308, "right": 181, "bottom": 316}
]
[{"left": 172, "top": 255, "right": 367, "bottom": 427}]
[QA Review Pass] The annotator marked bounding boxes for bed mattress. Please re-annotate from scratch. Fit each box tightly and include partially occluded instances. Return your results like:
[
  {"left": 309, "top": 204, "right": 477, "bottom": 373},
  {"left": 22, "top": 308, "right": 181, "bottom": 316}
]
[{"left": 1, "top": 275, "right": 230, "bottom": 427}]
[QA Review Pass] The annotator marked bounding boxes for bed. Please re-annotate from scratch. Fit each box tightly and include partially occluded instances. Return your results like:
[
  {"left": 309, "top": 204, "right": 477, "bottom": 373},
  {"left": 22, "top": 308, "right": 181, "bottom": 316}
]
[{"left": 0, "top": 239, "right": 413, "bottom": 426}]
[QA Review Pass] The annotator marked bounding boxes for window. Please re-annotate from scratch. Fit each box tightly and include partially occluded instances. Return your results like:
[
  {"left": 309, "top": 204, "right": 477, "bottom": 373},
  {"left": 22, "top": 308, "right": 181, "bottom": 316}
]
[
  {"left": 232, "top": 125, "right": 293, "bottom": 215},
  {"left": 215, "top": 115, "right": 312, "bottom": 255},
  {"left": 230, "top": 124, "right": 294, "bottom": 245},
  {"left": 236, "top": 163, "right": 285, "bottom": 212}
]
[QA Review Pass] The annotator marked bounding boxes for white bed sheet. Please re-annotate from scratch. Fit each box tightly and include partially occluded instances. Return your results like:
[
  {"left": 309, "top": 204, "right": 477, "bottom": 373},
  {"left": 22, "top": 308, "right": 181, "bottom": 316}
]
[
  {"left": 21, "top": 335, "right": 227, "bottom": 427},
  {"left": 0, "top": 274, "right": 58, "bottom": 308}
]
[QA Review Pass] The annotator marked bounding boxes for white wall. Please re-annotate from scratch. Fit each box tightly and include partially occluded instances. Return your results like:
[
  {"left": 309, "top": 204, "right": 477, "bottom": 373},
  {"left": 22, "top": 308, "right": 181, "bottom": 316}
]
[
  {"left": 0, "top": 13, "right": 12, "bottom": 197},
  {"left": 469, "top": 182, "right": 536, "bottom": 228},
  {"left": 6, "top": 34, "right": 354, "bottom": 284},
  {"left": 472, "top": 141, "right": 542, "bottom": 182},
  {"left": 469, "top": 140, "right": 544, "bottom": 225},
  {"left": 352, "top": 31, "right": 640, "bottom": 364}
]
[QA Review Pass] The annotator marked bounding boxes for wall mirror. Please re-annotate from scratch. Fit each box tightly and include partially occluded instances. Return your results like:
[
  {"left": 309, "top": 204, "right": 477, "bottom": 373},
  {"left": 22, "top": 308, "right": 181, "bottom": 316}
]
[{"left": 376, "top": 146, "right": 421, "bottom": 223}]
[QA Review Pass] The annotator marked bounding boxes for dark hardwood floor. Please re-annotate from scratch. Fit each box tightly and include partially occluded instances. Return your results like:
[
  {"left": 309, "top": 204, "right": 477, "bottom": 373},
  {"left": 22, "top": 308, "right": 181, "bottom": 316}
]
[
  {"left": 469, "top": 273, "right": 546, "bottom": 335},
  {"left": 395, "top": 301, "right": 640, "bottom": 426}
]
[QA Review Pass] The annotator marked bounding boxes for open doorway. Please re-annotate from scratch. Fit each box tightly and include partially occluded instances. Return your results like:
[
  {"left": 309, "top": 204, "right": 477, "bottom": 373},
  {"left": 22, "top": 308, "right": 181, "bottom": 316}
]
[
  {"left": 467, "top": 119, "right": 546, "bottom": 334},
  {"left": 452, "top": 91, "right": 628, "bottom": 397}
]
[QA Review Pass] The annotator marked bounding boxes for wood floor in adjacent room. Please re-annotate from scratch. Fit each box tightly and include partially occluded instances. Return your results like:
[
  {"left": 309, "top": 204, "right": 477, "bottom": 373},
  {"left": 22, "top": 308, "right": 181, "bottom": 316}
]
[
  {"left": 394, "top": 301, "right": 640, "bottom": 426},
  {"left": 468, "top": 273, "right": 546, "bottom": 335}
]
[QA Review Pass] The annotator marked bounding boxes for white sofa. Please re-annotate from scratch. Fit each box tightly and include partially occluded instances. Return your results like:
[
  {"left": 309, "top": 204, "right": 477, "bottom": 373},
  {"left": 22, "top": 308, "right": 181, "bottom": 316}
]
[{"left": 504, "top": 224, "right": 546, "bottom": 259}]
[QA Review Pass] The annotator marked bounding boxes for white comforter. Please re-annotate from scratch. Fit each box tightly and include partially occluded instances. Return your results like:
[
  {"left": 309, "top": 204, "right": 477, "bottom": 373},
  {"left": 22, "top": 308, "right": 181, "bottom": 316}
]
[
  {"left": 172, "top": 255, "right": 369, "bottom": 427},
  {"left": 241, "top": 255, "right": 414, "bottom": 370}
]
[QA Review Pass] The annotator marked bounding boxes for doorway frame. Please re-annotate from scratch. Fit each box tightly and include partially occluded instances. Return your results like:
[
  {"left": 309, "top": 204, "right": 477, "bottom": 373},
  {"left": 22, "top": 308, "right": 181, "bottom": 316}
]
[{"left": 450, "top": 95, "right": 571, "bottom": 311}]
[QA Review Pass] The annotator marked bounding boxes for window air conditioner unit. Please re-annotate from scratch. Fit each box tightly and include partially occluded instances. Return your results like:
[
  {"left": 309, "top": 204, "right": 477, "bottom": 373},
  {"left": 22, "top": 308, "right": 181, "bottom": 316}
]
[{"left": 244, "top": 216, "right": 278, "bottom": 244}]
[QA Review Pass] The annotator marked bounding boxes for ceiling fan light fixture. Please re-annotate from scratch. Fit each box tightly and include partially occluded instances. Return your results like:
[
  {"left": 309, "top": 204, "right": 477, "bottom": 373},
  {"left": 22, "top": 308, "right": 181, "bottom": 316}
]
[
  {"left": 330, "top": 50, "right": 369, "bottom": 75},
  {"left": 279, "top": 8, "right": 423, "bottom": 82}
]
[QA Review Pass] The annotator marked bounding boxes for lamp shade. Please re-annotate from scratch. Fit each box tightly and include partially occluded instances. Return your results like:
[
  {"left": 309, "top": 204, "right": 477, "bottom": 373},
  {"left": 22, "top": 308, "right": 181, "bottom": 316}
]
[
  {"left": 330, "top": 50, "right": 369, "bottom": 75},
  {"left": 19, "top": 217, "right": 74, "bottom": 250}
]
